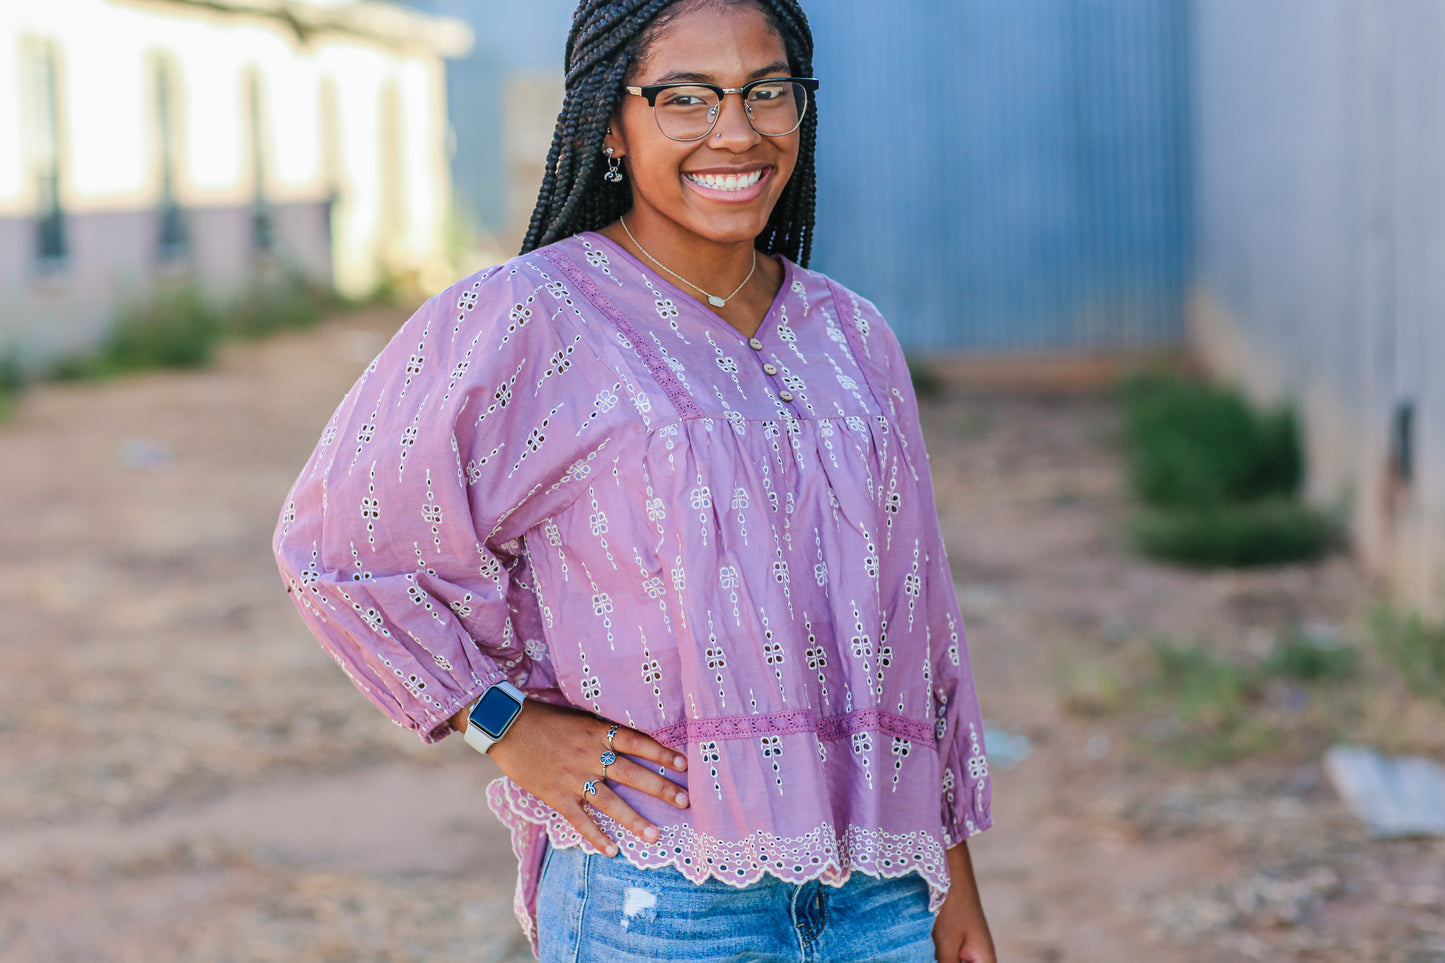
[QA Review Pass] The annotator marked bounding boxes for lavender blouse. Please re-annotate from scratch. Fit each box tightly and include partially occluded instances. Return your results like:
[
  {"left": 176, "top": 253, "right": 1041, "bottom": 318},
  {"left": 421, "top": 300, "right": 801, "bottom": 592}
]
[{"left": 273, "top": 232, "right": 992, "bottom": 953}]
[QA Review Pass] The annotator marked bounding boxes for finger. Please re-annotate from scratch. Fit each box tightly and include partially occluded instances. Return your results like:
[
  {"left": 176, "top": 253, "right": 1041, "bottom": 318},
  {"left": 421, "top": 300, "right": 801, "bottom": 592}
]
[
  {"left": 606, "top": 756, "right": 690, "bottom": 808},
  {"left": 561, "top": 797, "right": 620, "bottom": 857},
  {"left": 587, "top": 781, "right": 662, "bottom": 843},
  {"left": 609, "top": 724, "right": 687, "bottom": 772}
]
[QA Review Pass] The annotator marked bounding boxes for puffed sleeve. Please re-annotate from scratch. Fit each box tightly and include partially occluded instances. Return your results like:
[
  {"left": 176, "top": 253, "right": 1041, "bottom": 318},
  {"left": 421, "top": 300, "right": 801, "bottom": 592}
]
[
  {"left": 865, "top": 301, "right": 994, "bottom": 846},
  {"left": 273, "top": 261, "right": 630, "bottom": 743}
]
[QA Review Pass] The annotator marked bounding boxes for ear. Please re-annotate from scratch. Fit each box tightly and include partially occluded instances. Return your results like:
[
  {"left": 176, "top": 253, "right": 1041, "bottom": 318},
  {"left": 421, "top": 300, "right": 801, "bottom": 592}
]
[{"left": 602, "top": 117, "right": 626, "bottom": 157}]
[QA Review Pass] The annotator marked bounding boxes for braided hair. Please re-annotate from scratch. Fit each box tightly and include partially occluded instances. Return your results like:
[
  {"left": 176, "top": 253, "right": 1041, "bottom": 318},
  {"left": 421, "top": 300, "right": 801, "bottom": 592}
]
[{"left": 519, "top": 0, "right": 817, "bottom": 267}]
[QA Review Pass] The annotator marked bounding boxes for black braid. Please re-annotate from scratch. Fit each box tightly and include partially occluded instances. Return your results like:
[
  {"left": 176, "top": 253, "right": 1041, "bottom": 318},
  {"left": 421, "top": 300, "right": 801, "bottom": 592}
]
[{"left": 520, "top": 0, "right": 818, "bottom": 268}]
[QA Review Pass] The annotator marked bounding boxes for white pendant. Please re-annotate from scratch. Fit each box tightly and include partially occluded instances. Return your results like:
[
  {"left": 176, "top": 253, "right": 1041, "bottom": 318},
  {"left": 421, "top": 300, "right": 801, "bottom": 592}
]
[{"left": 708, "top": 295, "right": 726, "bottom": 307}]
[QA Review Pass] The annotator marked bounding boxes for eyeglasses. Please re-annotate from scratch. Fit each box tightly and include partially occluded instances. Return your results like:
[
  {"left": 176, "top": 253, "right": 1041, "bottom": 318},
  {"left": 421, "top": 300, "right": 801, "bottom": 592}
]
[{"left": 623, "top": 77, "right": 819, "bottom": 142}]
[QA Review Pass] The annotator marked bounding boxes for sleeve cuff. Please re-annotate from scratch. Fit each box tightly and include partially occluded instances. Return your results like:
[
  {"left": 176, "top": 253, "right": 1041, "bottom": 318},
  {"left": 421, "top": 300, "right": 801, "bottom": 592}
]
[{"left": 419, "top": 666, "right": 510, "bottom": 744}]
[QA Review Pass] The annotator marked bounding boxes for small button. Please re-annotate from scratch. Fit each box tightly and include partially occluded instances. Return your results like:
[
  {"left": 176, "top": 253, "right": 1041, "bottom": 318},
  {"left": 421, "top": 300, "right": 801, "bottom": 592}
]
[
  {"left": 748, "top": 338, "right": 764, "bottom": 350},
  {"left": 779, "top": 390, "right": 794, "bottom": 402},
  {"left": 763, "top": 363, "right": 778, "bottom": 376}
]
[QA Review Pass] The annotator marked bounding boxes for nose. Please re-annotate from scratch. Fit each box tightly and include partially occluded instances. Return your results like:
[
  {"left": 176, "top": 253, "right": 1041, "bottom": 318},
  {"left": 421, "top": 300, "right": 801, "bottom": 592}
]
[{"left": 709, "top": 91, "right": 760, "bottom": 148}]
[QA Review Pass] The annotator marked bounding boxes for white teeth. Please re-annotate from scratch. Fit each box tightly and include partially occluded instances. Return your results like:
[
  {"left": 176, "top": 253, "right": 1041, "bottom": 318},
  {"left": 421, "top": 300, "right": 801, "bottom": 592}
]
[{"left": 687, "top": 170, "right": 764, "bottom": 191}]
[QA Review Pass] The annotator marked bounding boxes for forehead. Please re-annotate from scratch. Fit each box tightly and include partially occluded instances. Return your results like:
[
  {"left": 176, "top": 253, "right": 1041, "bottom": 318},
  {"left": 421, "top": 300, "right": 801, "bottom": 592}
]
[{"left": 636, "top": 3, "right": 789, "bottom": 82}]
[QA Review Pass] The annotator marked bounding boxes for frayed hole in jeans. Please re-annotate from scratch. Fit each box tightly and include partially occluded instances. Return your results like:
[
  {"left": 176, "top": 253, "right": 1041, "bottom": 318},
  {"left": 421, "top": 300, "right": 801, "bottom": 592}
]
[{"left": 620, "top": 886, "right": 658, "bottom": 929}]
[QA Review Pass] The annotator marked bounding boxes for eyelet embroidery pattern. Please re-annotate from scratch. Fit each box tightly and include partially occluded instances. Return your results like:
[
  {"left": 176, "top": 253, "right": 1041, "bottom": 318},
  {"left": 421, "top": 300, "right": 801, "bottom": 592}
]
[{"left": 275, "top": 234, "right": 994, "bottom": 957}]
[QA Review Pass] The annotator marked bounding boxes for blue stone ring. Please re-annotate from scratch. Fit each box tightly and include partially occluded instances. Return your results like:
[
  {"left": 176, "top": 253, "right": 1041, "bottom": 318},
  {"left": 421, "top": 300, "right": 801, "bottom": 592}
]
[
  {"left": 606, "top": 724, "right": 621, "bottom": 751},
  {"left": 583, "top": 780, "right": 598, "bottom": 796},
  {"left": 600, "top": 749, "right": 617, "bottom": 778}
]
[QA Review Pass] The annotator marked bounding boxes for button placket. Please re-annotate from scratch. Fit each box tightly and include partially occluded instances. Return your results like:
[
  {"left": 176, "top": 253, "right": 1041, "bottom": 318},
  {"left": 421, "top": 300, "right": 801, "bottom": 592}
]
[{"left": 747, "top": 334, "right": 793, "bottom": 405}]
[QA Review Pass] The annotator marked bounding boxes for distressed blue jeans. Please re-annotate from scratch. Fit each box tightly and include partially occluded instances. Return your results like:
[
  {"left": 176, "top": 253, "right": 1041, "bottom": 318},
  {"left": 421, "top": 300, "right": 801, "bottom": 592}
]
[{"left": 536, "top": 843, "right": 938, "bottom": 963}]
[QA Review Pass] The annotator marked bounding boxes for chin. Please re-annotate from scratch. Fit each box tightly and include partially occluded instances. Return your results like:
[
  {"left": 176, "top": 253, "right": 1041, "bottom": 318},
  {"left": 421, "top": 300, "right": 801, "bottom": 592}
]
[
  {"left": 679, "top": 204, "right": 778, "bottom": 243},
  {"left": 693, "top": 222, "right": 771, "bottom": 244}
]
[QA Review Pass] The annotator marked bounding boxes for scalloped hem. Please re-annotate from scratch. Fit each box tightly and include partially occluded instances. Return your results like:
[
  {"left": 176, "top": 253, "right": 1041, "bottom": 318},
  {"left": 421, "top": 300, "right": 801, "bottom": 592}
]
[{"left": 485, "top": 776, "right": 986, "bottom": 958}]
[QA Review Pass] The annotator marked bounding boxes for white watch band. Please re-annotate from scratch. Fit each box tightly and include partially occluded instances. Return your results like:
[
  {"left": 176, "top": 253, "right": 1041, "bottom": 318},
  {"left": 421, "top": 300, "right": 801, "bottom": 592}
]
[{"left": 463, "top": 680, "right": 526, "bottom": 754}]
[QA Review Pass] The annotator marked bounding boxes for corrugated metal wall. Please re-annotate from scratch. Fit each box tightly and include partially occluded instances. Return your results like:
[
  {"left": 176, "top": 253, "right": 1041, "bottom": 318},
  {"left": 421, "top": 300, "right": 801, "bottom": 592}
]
[
  {"left": 809, "top": 0, "right": 1191, "bottom": 352},
  {"left": 423, "top": 0, "right": 1193, "bottom": 354},
  {"left": 400, "top": 0, "right": 580, "bottom": 242},
  {"left": 1192, "top": 0, "right": 1445, "bottom": 613}
]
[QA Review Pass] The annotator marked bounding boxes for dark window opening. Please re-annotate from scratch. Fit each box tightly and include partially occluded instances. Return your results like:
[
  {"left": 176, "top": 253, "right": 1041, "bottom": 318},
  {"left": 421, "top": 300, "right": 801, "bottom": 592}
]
[
  {"left": 319, "top": 77, "right": 341, "bottom": 253},
  {"left": 31, "top": 40, "right": 67, "bottom": 269},
  {"left": 1391, "top": 399, "right": 1415, "bottom": 487},
  {"left": 246, "top": 69, "right": 273, "bottom": 253},
  {"left": 154, "top": 59, "right": 188, "bottom": 261}
]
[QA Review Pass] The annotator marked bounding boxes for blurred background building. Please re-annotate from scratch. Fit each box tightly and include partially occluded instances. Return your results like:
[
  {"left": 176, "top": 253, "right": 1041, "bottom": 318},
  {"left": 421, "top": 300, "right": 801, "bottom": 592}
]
[
  {"left": 0, "top": 0, "right": 469, "bottom": 367},
  {"left": 1, "top": 0, "right": 1440, "bottom": 613},
  {"left": 1191, "top": 0, "right": 1444, "bottom": 620},
  {"left": 418, "top": 0, "right": 1440, "bottom": 614},
  {"left": 407, "top": 0, "right": 1193, "bottom": 358}
]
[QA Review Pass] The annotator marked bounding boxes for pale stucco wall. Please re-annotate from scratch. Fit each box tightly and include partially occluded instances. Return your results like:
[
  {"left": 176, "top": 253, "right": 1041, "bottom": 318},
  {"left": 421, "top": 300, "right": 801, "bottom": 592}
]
[
  {"left": 0, "top": 0, "right": 465, "bottom": 367},
  {"left": 1191, "top": 0, "right": 1445, "bottom": 617}
]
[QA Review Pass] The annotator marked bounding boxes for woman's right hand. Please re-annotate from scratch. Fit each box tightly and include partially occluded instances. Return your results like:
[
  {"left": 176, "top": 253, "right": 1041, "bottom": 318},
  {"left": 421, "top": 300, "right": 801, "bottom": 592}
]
[{"left": 454, "top": 698, "right": 690, "bottom": 855}]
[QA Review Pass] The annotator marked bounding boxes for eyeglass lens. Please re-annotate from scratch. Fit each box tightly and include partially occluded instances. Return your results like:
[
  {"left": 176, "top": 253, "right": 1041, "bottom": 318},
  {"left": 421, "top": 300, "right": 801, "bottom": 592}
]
[{"left": 653, "top": 82, "right": 809, "bottom": 140}]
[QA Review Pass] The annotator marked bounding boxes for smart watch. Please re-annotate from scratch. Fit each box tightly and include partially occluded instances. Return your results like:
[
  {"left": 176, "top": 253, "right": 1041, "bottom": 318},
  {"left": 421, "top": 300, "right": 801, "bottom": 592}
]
[{"left": 463, "top": 681, "right": 527, "bottom": 754}]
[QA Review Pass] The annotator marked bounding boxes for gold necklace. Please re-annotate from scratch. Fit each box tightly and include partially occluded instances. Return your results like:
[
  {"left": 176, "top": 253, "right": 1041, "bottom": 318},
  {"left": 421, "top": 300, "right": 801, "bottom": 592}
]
[{"left": 619, "top": 216, "right": 757, "bottom": 308}]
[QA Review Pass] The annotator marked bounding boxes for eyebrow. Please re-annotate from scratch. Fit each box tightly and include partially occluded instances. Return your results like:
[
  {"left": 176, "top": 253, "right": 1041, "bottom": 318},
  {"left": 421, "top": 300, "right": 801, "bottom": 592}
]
[{"left": 648, "top": 61, "right": 792, "bottom": 85}]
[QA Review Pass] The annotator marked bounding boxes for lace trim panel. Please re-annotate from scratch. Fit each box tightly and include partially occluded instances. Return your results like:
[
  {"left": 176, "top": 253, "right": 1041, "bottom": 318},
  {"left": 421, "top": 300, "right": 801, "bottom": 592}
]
[
  {"left": 486, "top": 775, "right": 954, "bottom": 955},
  {"left": 645, "top": 706, "right": 936, "bottom": 749},
  {"left": 538, "top": 248, "right": 705, "bottom": 420}
]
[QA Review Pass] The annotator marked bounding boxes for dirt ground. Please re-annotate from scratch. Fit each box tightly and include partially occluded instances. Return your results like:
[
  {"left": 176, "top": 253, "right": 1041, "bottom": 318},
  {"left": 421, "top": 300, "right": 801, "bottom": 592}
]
[{"left": 2, "top": 306, "right": 1444, "bottom": 963}]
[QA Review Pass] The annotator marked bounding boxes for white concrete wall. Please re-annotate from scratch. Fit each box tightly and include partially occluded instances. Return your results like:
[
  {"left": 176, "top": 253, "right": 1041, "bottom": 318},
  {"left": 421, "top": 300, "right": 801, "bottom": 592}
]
[
  {"left": 1191, "top": 0, "right": 1445, "bottom": 617},
  {"left": 0, "top": 0, "right": 461, "bottom": 365}
]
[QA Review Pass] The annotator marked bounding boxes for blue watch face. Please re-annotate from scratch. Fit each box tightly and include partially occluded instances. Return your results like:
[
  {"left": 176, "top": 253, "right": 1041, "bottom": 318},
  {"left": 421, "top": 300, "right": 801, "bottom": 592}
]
[{"left": 469, "top": 686, "right": 522, "bottom": 738}]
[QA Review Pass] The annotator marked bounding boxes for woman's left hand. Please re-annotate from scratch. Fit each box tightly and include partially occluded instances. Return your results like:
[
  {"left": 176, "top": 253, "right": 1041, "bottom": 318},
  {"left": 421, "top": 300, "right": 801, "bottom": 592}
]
[{"left": 932, "top": 840, "right": 996, "bottom": 963}]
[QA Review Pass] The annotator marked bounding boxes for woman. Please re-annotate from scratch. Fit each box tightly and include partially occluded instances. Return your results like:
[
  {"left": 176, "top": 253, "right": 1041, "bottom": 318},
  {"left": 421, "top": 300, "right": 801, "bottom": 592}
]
[{"left": 274, "top": 0, "right": 995, "bottom": 960}]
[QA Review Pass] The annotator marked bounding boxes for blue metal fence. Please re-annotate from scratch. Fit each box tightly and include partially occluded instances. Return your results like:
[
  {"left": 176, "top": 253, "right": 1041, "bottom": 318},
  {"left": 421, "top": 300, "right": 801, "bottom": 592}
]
[
  {"left": 809, "top": 0, "right": 1191, "bottom": 352},
  {"left": 422, "top": 0, "right": 1193, "bottom": 354}
]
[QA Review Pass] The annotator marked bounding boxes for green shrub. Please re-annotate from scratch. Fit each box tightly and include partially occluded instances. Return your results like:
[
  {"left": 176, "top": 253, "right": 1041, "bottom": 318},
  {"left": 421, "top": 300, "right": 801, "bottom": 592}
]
[
  {"left": 1151, "top": 638, "right": 1260, "bottom": 728},
  {"left": 0, "top": 350, "right": 21, "bottom": 422},
  {"left": 333, "top": 272, "right": 403, "bottom": 312},
  {"left": 1141, "top": 631, "right": 1360, "bottom": 766},
  {"left": 1262, "top": 628, "right": 1360, "bottom": 682},
  {"left": 47, "top": 353, "right": 107, "bottom": 382},
  {"left": 101, "top": 285, "right": 225, "bottom": 372},
  {"left": 1119, "top": 372, "right": 1302, "bottom": 508},
  {"left": 1129, "top": 498, "right": 1337, "bottom": 567},
  {"left": 41, "top": 279, "right": 332, "bottom": 384},
  {"left": 225, "top": 278, "right": 326, "bottom": 340},
  {"left": 49, "top": 288, "right": 221, "bottom": 379},
  {"left": 1370, "top": 604, "right": 1445, "bottom": 702},
  {"left": 1117, "top": 372, "right": 1334, "bottom": 568},
  {"left": 906, "top": 353, "right": 941, "bottom": 400},
  {"left": 0, "top": 351, "right": 22, "bottom": 395}
]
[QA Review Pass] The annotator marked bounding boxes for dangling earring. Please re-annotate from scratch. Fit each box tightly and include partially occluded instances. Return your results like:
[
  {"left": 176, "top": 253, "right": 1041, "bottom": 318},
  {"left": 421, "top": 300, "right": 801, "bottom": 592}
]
[{"left": 603, "top": 146, "right": 625, "bottom": 184}]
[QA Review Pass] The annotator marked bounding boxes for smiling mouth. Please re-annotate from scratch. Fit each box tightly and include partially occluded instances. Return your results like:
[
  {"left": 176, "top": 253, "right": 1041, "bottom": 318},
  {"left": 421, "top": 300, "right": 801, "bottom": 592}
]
[{"left": 683, "top": 169, "right": 766, "bottom": 191}]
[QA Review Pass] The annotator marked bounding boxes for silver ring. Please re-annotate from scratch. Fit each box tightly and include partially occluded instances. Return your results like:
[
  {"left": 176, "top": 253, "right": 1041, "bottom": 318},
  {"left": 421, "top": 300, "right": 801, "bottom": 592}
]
[
  {"left": 583, "top": 780, "right": 598, "bottom": 796},
  {"left": 606, "top": 724, "right": 620, "bottom": 751},
  {"left": 600, "top": 749, "right": 616, "bottom": 779}
]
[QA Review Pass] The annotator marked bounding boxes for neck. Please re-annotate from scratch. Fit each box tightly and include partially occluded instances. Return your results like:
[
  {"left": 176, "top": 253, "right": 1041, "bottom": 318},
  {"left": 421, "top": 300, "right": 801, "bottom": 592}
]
[{"left": 616, "top": 209, "right": 759, "bottom": 296}]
